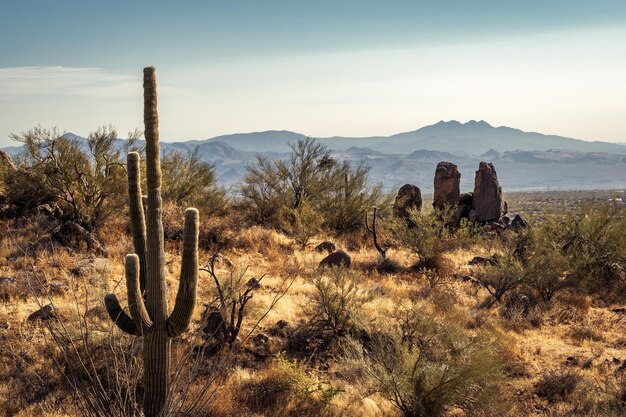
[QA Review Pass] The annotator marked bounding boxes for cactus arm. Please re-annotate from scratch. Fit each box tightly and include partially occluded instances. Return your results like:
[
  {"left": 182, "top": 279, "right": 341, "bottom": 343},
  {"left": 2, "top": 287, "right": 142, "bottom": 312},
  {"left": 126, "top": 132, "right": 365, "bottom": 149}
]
[
  {"left": 167, "top": 208, "right": 199, "bottom": 337},
  {"left": 125, "top": 254, "right": 153, "bottom": 332},
  {"left": 127, "top": 152, "right": 148, "bottom": 294},
  {"left": 143, "top": 66, "right": 168, "bottom": 327},
  {"left": 104, "top": 293, "right": 141, "bottom": 336}
]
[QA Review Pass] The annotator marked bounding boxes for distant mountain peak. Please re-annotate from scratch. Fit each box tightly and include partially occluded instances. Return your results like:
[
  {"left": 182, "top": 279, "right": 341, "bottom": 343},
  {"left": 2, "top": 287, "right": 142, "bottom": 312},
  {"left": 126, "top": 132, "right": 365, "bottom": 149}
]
[
  {"left": 431, "top": 119, "right": 493, "bottom": 128},
  {"left": 465, "top": 119, "right": 492, "bottom": 127}
]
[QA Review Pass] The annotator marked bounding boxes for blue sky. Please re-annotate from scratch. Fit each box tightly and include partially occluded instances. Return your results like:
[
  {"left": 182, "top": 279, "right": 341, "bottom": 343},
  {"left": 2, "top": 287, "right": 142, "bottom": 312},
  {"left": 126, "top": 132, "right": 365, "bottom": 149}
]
[{"left": 2, "top": 1, "right": 626, "bottom": 145}]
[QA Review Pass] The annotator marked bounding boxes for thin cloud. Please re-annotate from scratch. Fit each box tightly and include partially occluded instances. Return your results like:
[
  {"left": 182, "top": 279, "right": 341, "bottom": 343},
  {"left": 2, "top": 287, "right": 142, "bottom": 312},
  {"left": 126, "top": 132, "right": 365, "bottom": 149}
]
[{"left": 0, "top": 66, "right": 138, "bottom": 99}]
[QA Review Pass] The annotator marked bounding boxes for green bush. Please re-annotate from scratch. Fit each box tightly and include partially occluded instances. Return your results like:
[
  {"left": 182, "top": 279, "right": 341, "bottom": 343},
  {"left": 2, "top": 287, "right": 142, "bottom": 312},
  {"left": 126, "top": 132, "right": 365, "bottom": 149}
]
[
  {"left": 559, "top": 202, "right": 626, "bottom": 292},
  {"left": 385, "top": 206, "right": 455, "bottom": 272},
  {"left": 475, "top": 252, "right": 526, "bottom": 302},
  {"left": 515, "top": 224, "right": 571, "bottom": 301},
  {"left": 513, "top": 202, "right": 625, "bottom": 298}
]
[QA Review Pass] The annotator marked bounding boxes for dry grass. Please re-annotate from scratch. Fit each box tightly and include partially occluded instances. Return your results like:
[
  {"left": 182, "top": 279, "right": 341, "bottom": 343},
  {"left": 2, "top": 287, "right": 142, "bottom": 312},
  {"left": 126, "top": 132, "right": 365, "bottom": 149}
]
[{"left": 1, "top": 196, "right": 626, "bottom": 416}]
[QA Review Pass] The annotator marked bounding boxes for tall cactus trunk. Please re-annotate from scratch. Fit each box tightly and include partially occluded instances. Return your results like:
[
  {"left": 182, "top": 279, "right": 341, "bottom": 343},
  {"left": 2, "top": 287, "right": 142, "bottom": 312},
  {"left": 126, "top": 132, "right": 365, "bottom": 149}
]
[
  {"left": 143, "top": 332, "right": 170, "bottom": 416},
  {"left": 104, "top": 67, "right": 199, "bottom": 417},
  {"left": 142, "top": 66, "right": 170, "bottom": 417}
]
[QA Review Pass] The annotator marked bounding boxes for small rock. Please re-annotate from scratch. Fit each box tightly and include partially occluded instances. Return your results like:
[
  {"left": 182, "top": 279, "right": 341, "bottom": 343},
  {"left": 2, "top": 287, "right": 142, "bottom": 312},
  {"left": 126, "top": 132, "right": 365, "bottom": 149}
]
[
  {"left": 319, "top": 250, "right": 351, "bottom": 269},
  {"left": 202, "top": 308, "right": 226, "bottom": 342},
  {"left": 468, "top": 209, "right": 479, "bottom": 222},
  {"left": 0, "top": 322, "right": 10, "bottom": 330},
  {"left": 508, "top": 214, "right": 528, "bottom": 231},
  {"left": 468, "top": 255, "right": 498, "bottom": 266},
  {"left": 252, "top": 333, "right": 270, "bottom": 345},
  {"left": 314, "top": 241, "right": 336, "bottom": 254},
  {"left": 267, "top": 320, "right": 290, "bottom": 337},
  {"left": 246, "top": 277, "right": 262, "bottom": 289},
  {"left": 377, "top": 258, "right": 402, "bottom": 274},
  {"left": 27, "top": 304, "right": 56, "bottom": 321}
]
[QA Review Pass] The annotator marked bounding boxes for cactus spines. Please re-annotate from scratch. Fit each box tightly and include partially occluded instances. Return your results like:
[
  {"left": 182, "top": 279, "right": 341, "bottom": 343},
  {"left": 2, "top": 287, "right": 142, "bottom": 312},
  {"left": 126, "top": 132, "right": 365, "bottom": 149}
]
[{"left": 104, "top": 66, "right": 199, "bottom": 417}]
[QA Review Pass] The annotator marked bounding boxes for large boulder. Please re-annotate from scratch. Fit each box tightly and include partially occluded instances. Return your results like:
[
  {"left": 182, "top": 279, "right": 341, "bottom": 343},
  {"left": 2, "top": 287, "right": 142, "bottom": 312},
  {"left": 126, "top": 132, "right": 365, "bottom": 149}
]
[
  {"left": 393, "top": 184, "right": 422, "bottom": 219},
  {"left": 433, "top": 162, "right": 461, "bottom": 210},
  {"left": 472, "top": 162, "right": 506, "bottom": 222},
  {"left": 319, "top": 250, "right": 352, "bottom": 269}
]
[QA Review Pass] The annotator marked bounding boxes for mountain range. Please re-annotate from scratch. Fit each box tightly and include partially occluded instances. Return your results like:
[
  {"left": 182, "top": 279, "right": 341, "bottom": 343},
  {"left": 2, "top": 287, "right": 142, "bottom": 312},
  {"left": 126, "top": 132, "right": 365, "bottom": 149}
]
[{"left": 3, "top": 120, "right": 626, "bottom": 192}]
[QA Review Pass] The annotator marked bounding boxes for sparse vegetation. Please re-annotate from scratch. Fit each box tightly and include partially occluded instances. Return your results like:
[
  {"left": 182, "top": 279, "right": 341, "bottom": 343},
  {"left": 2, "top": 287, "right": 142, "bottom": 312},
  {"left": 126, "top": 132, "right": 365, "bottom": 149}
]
[{"left": 1, "top": 67, "right": 626, "bottom": 417}]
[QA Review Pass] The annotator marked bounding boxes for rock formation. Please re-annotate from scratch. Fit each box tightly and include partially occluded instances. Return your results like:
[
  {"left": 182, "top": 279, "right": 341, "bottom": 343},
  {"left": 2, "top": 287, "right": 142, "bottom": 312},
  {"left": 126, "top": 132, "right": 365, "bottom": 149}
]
[
  {"left": 472, "top": 162, "right": 506, "bottom": 222},
  {"left": 433, "top": 162, "right": 461, "bottom": 210},
  {"left": 393, "top": 184, "right": 422, "bottom": 219}
]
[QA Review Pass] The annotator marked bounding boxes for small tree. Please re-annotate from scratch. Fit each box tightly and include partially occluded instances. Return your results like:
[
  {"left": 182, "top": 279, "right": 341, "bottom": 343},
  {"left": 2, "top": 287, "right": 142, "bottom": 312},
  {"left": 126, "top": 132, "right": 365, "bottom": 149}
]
[
  {"left": 241, "top": 137, "right": 383, "bottom": 235},
  {"left": 9, "top": 125, "right": 140, "bottom": 230}
]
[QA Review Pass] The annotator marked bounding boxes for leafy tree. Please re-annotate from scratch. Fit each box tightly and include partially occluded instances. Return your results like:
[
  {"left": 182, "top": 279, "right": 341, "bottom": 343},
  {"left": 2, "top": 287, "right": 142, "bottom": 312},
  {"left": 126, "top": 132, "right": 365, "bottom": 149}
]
[{"left": 240, "top": 137, "right": 383, "bottom": 235}]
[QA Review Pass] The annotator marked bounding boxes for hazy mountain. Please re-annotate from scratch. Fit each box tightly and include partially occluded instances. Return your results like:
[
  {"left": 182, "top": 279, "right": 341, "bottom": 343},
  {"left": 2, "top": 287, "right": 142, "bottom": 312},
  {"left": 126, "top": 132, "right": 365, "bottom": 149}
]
[
  {"left": 203, "top": 120, "right": 626, "bottom": 155},
  {"left": 3, "top": 121, "right": 626, "bottom": 191}
]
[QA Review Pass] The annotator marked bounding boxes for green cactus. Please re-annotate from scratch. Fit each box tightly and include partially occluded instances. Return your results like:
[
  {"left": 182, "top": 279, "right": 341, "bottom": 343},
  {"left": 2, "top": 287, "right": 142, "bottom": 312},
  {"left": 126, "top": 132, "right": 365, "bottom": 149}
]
[{"left": 104, "top": 67, "right": 199, "bottom": 417}]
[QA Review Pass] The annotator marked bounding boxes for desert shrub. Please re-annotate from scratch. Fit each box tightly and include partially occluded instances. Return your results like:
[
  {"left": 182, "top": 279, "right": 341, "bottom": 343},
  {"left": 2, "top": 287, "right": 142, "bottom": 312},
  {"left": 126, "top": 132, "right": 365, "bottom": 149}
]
[
  {"left": 304, "top": 267, "right": 372, "bottom": 335},
  {"left": 559, "top": 202, "right": 626, "bottom": 292},
  {"left": 535, "top": 370, "right": 580, "bottom": 403},
  {"left": 342, "top": 302, "right": 505, "bottom": 417},
  {"left": 385, "top": 207, "right": 455, "bottom": 273},
  {"left": 8, "top": 125, "right": 140, "bottom": 230},
  {"left": 240, "top": 137, "right": 383, "bottom": 236},
  {"left": 514, "top": 203, "right": 626, "bottom": 296},
  {"left": 236, "top": 353, "right": 337, "bottom": 416},
  {"left": 475, "top": 252, "right": 526, "bottom": 302},
  {"left": 161, "top": 149, "right": 229, "bottom": 217},
  {"left": 281, "top": 200, "right": 324, "bottom": 248},
  {"left": 596, "top": 370, "right": 626, "bottom": 416},
  {"left": 513, "top": 218, "right": 573, "bottom": 301}
]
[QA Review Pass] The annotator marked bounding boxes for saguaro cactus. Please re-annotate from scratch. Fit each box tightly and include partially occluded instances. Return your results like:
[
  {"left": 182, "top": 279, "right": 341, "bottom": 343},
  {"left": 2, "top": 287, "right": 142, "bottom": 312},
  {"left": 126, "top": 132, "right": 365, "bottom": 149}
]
[{"left": 104, "top": 67, "right": 199, "bottom": 417}]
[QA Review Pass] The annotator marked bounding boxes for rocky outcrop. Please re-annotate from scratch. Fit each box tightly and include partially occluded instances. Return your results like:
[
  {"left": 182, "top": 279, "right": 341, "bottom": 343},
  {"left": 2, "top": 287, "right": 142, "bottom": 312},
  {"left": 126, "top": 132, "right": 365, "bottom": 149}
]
[
  {"left": 393, "top": 184, "right": 422, "bottom": 219},
  {"left": 472, "top": 162, "right": 506, "bottom": 221},
  {"left": 433, "top": 162, "right": 460, "bottom": 210}
]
